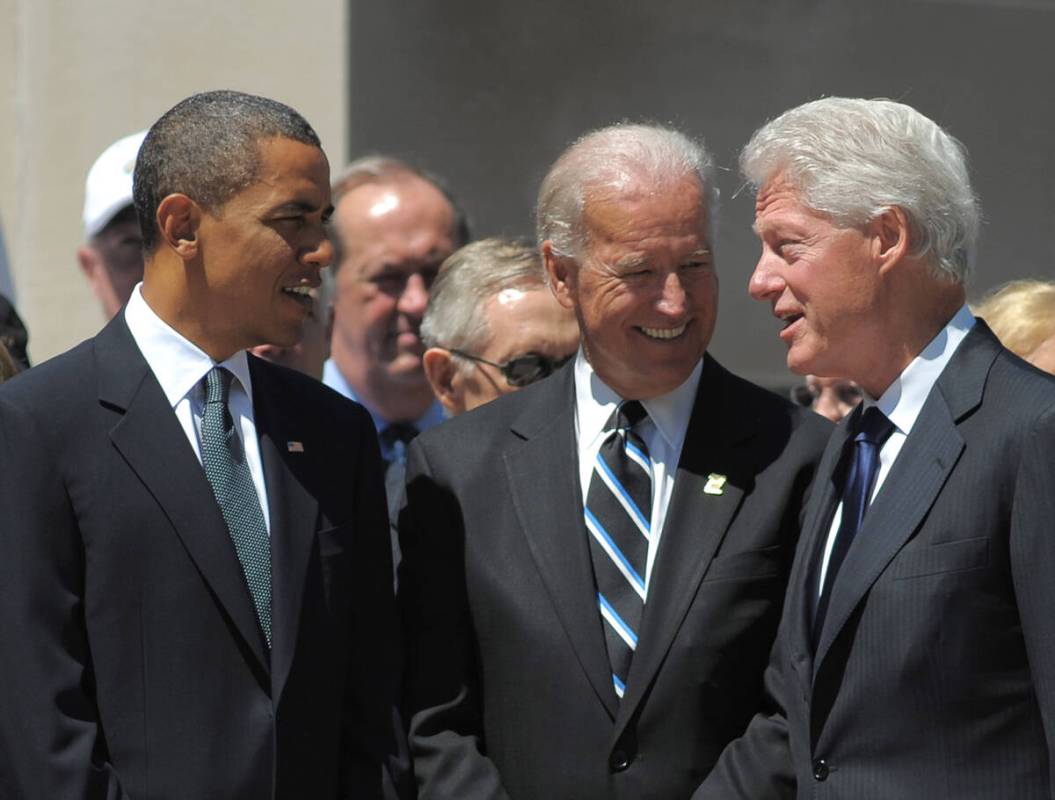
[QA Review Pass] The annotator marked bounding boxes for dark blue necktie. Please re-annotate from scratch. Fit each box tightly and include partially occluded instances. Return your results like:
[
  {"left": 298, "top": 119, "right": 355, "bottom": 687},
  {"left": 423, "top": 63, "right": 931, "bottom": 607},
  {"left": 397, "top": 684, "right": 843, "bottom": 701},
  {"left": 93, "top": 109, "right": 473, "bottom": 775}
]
[
  {"left": 380, "top": 422, "right": 419, "bottom": 466},
  {"left": 585, "top": 401, "right": 652, "bottom": 701},
  {"left": 812, "top": 406, "right": 895, "bottom": 648},
  {"left": 200, "top": 367, "right": 272, "bottom": 648}
]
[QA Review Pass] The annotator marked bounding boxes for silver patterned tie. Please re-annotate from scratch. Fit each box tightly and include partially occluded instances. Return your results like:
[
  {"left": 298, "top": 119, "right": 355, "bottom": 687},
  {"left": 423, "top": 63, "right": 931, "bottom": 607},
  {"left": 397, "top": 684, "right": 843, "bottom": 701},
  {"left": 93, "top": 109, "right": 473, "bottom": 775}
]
[{"left": 200, "top": 367, "right": 272, "bottom": 648}]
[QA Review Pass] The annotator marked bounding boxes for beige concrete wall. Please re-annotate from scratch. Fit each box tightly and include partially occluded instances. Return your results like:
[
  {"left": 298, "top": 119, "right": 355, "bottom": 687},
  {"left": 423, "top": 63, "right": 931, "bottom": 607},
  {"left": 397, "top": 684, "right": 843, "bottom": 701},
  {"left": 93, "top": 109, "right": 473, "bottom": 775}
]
[{"left": 1, "top": 0, "right": 348, "bottom": 363}]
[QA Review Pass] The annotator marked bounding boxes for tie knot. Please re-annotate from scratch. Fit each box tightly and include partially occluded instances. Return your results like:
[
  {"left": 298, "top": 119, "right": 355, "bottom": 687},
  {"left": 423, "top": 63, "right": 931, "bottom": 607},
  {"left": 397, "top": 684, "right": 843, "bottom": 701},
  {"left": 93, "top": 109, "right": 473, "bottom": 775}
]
[
  {"left": 855, "top": 406, "right": 895, "bottom": 446},
  {"left": 380, "top": 422, "right": 419, "bottom": 449},
  {"left": 607, "top": 400, "right": 647, "bottom": 433},
  {"left": 204, "top": 367, "right": 232, "bottom": 406}
]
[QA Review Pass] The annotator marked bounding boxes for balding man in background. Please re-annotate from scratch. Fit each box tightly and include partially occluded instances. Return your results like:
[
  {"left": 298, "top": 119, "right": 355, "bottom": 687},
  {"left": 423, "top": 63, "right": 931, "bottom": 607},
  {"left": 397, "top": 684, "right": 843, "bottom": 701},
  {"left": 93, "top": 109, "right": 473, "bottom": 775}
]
[
  {"left": 398, "top": 123, "right": 830, "bottom": 799},
  {"left": 77, "top": 130, "right": 147, "bottom": 320},
  {"left": 698, "top": 98, "right": 1055, "bottom": 799},
  {"left": 421, "top": 237, "right": 579, "bottom": 416},
  {"left": 324, "top": 156, "right": 469, "bottom": 466}
]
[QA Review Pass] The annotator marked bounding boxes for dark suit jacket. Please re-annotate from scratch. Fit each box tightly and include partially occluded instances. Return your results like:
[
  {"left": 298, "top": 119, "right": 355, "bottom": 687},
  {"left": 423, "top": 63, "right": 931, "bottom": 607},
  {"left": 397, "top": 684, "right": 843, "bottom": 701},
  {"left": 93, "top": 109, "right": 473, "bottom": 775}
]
[
  {"left": 397, "top": 355, "right": 831, "bottom": 799},
  {"left": 0, "top": 315, "right": 400, "bottom": 799},
  {"left": 696, "top": 322, "right": 1055, "bottom": 799}
]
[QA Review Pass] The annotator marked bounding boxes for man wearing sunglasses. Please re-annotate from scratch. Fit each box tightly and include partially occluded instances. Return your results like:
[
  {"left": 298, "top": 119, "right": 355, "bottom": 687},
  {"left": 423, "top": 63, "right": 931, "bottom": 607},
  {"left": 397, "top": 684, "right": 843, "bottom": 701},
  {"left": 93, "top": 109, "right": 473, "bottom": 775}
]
[
  {"left": 420, "top": 238, "right": 579, "bottom": 416},
  {"left": 398, "top": 123, "right": 831, "bottom": 799}
]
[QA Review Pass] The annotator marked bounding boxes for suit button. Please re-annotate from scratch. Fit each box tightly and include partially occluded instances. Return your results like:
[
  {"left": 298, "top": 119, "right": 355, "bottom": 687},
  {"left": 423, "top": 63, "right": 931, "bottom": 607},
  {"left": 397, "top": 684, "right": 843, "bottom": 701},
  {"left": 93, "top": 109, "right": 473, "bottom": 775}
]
[
  {"left": 813, "top": 759, "right": 829, "bottom": 781},
  {"left": 610, "top": 749, "right": 632, "bottom": 772}
]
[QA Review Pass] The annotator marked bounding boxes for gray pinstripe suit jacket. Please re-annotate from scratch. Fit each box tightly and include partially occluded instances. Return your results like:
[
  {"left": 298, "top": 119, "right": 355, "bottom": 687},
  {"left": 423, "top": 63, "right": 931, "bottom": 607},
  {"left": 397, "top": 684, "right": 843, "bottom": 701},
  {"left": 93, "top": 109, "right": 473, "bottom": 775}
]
[{"left": 697, "top": 321, "right": 1055, "bottom": 799}]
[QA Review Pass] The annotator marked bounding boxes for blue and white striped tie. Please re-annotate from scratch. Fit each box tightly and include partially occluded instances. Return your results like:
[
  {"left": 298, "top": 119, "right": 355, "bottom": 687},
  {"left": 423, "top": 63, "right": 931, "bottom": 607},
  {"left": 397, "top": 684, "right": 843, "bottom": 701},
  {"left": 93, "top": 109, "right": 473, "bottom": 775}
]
[{"left": 585, "top": 401, "right": 652, "bottom": 700}]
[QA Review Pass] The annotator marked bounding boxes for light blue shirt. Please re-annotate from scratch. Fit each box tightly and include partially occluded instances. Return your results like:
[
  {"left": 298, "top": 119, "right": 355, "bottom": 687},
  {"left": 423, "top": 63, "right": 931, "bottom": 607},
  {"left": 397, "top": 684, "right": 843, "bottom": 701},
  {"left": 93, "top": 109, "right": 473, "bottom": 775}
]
[{"left": 322, "top": 358, "right": 445, "bottom": 463}]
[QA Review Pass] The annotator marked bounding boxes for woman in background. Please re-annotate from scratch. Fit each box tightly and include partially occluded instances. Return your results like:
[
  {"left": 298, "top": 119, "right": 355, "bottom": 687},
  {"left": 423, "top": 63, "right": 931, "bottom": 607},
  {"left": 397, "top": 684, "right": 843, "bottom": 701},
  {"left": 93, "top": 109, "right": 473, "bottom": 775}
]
[{"left": 974, "top": 279, "right": 1055, "bottom": 375}]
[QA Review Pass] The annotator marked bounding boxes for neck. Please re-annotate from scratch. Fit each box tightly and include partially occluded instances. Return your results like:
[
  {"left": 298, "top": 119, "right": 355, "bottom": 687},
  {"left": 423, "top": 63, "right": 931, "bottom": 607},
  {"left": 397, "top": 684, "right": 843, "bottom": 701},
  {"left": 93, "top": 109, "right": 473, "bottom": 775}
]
[
  {"left": 858, "top": 278, "right": 965, "bottom": 399},
  {"left": 141, "top": 266, "right": 240, "bottom": 362}
]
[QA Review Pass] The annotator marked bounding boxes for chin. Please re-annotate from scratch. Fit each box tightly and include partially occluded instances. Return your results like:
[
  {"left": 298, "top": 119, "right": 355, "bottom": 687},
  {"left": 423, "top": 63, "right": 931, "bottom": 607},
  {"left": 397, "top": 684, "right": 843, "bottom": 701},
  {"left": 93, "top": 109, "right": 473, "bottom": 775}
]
[{"left": 387, "top": 358, "right": 427, "bottom": 383}]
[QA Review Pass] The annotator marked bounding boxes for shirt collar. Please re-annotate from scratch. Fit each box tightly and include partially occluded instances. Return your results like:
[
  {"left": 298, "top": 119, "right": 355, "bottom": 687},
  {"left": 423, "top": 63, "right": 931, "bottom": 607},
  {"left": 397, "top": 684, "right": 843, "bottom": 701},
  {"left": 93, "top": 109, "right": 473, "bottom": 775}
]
[
  {"left": 322, "top": 357, "right": 445, "bottom": 435},
  {"left": 574, "top": 346, "right": 703, "bottom": 451},
  {"left": 125, "top": 283, "right": 253, "bottom": 408},
  {"left": 865, "top": 303, "right": 975, "bottom": 436}
]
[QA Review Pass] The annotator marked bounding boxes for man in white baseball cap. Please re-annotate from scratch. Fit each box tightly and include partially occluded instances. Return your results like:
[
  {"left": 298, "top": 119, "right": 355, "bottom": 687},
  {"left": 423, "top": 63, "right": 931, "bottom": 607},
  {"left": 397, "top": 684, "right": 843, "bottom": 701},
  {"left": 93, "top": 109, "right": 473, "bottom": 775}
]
[{"left": 77, "top": 130, "right": 147, "bottom": 319}]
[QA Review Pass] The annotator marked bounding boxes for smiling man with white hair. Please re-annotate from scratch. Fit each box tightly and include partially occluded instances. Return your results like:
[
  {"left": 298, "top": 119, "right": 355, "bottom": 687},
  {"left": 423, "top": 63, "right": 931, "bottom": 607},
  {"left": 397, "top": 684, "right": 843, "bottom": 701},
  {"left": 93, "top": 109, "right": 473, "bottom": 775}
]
[
  {"left": 697, "top": 97, "right": 1055, "bottom": 799},
  {"left": 397, "top": 122, "right": 830, "bottom": 799}
]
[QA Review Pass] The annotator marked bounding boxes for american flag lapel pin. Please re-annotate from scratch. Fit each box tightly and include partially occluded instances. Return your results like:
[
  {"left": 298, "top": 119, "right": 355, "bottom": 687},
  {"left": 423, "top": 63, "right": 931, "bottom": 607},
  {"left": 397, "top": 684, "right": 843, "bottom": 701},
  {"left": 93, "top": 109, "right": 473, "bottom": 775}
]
[{"left": 287, "top": 441, "right": 305, "bottom": 453}]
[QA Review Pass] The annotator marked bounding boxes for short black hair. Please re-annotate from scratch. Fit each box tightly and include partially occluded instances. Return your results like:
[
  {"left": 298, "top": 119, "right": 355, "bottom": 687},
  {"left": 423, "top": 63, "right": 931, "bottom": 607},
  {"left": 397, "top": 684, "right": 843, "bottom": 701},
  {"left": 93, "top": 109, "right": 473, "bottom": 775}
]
[{"left": 133, "top": 90, "right": 321, "bottom": 253}]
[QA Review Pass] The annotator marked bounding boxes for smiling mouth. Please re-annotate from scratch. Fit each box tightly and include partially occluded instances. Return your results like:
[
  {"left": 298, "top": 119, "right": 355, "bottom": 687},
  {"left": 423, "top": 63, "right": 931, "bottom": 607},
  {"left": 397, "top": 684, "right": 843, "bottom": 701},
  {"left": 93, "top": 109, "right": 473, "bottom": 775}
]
[
  {"left": 639, "top": 323, "right": 688, "bottom": 340},
  {"left": 282, "top": 285, "right": 314, "bottom": 305}
]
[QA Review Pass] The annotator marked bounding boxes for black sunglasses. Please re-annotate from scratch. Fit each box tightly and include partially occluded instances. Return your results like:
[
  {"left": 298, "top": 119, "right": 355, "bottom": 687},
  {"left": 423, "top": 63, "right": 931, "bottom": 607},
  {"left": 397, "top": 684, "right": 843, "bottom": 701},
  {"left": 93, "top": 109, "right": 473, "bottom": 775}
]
[
  {"left": 448, "top": 349, "right": 573, "bottom": 388},
  {"left": 790, "top": 382, "right": 863, "bottom": 408}
]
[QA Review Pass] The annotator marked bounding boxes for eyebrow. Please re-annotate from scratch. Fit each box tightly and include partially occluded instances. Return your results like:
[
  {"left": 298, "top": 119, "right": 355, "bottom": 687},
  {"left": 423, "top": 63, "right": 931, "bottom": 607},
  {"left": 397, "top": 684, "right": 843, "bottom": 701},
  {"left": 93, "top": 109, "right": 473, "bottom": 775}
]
[{"left": 269, "top": 200, "right": 333, "bottom": 218}]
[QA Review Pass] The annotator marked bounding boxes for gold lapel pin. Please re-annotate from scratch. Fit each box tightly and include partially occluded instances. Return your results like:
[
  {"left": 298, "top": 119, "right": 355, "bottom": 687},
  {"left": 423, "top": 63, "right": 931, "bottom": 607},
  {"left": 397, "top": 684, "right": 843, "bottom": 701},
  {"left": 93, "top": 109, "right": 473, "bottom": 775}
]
[
  {"left": 286, "top": 441, "right": 305, "bottom": 453},
  {"left": 704, "top": 473, "right": 727, "bottom": 495}
]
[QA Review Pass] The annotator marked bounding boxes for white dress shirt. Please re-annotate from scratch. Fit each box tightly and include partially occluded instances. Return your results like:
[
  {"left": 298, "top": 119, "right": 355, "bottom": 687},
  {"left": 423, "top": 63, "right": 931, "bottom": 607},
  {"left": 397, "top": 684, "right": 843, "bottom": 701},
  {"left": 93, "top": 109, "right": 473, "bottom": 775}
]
[
  {"left": 815, "top": 304, "right": 976, "bottom": 596},
  {"left": 124, "top": 284, "right": 271, "bottom": 532},
  {"left": 574, "top": 349, "right": 703, "bottom": 594}
]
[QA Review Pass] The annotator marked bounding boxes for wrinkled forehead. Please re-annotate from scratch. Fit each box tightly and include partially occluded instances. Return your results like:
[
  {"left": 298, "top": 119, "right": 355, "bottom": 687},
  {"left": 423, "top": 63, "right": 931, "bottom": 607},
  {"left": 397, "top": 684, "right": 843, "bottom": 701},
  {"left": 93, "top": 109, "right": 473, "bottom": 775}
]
[{"left": 581, "top": 178, "right": 710, "bottom": 245}]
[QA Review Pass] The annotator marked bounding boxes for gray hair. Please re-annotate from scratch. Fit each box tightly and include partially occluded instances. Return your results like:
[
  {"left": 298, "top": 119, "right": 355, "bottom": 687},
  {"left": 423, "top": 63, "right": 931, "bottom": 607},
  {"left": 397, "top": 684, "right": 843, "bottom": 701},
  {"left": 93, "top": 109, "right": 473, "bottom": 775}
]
[
  {"left": 134, "top": 90, "right": 321, "bottom": 253},
  {"left": 740, "top": 97, "right": 980, "bottom": 283},
  {"left": 420, "top": 238, "right": 547, "bottom": 361},
  {"left": 536, "top": 122, "right": 718, "bottom": 259},
  {"left": 329, "top": 155, "right": 470, "bottom": 270}
]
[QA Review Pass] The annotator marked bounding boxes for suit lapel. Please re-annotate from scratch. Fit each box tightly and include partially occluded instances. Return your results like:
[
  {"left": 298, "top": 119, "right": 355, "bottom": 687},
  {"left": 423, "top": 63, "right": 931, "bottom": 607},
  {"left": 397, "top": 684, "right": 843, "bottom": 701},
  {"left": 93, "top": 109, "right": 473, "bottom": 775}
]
[
  {"left": 614, "top": 357, "right": 753, "bottom": 731},
  {"left": 812, "top": 323, "right": 997, "bottom": 674},
  {"left": 99, "top": 318, "right": 270, "bottom": 678},
  {"left": 504, "top": 366, "right": 619, "bottom": 720},
  {"left": 249, "top": 358, "right": 320, "bottom": 704},
  {"left": 786, "top": 418, "right": 852, "bottom": 686}
]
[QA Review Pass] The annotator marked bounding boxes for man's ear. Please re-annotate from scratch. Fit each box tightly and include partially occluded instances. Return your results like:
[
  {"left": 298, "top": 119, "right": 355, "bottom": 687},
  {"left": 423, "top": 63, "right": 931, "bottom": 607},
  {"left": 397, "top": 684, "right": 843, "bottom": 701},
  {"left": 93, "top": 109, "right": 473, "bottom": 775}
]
[
  {"left": 77, "top": 244, "right": 104, "bottom": 286},
  {"left": 156, "top": 194, "right": 202, "bottom": 260},
  {"left": 423, "top": 347, "right": 463, "bottom": 416},
  {"left": 870, "top": 206, "right": 911, "bottom": 275},
  {"left": 76, "top": 244, "right": 115, "bottom": 308},
  {"left": 542, "top": 241, "right": 577, "bottom": 310}
]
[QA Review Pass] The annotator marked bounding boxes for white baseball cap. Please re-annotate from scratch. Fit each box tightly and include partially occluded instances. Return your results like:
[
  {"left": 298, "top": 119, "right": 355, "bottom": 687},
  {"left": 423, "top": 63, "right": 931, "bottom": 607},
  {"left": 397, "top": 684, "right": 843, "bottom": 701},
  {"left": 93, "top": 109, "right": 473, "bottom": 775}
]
[{"left": 83, "top": 130, "right": 147, "bottom": 239}]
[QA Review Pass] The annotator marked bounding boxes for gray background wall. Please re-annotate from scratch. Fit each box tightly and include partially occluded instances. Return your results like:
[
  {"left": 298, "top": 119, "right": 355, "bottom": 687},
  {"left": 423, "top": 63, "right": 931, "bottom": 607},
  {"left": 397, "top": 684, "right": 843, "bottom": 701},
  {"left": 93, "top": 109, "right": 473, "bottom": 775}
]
[{"left": 348, "top": 0, "right": 1054, "bottom": 387}]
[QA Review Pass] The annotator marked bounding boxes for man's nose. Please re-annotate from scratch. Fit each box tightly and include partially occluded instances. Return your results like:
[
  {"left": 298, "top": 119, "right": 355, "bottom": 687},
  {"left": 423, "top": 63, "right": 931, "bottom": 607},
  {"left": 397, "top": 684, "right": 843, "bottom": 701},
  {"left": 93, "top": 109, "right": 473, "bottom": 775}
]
[
  {"left": 748, "top": 254, "right": 784, "bottom": 302},
  {"left": 305, "top": 231, "right": 334, "bottom": 269},
  {"left": 656, "top": 272, "right": 687, "bottom": 316},
  {"left": 398, "top": 272, "right": 429, "bottom": 317}
]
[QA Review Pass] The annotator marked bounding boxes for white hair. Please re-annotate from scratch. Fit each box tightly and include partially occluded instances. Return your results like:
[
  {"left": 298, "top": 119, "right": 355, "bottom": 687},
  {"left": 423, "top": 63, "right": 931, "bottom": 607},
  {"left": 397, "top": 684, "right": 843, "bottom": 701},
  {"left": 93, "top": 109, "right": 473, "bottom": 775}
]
[
  {"left": 420, "top": 238, "right": 547, "bottom": 361},
  {"left": 741, "top": 97, "right": 980, "bottom": 283},
  {"left": 536, "top": 123, "right": 718, "bottom": 258}
]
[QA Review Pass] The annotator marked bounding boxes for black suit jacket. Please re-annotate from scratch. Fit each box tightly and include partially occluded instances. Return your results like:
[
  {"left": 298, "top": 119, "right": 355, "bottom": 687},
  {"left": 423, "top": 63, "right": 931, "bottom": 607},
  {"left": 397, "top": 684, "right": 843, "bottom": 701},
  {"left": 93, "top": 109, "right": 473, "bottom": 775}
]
[
  {"left": 398, "top": 355, "right": 830, "bottom": 799},
  {"left": 0, "top": 315, "right": 400, "bottom": 799},
  {"left": 697, "top": 322, "right": 1055, "bottom": 799}
]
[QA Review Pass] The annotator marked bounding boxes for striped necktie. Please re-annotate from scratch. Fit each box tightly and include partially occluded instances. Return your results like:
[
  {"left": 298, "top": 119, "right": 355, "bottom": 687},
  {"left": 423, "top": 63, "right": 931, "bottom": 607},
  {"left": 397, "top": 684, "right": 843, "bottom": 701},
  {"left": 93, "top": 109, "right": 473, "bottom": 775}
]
[
  {"left": 584, "top": 400, "right": 652, "bottom": 700},
  {"left": 200, "top": 367, "right": 272, "bottom": 648}
]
